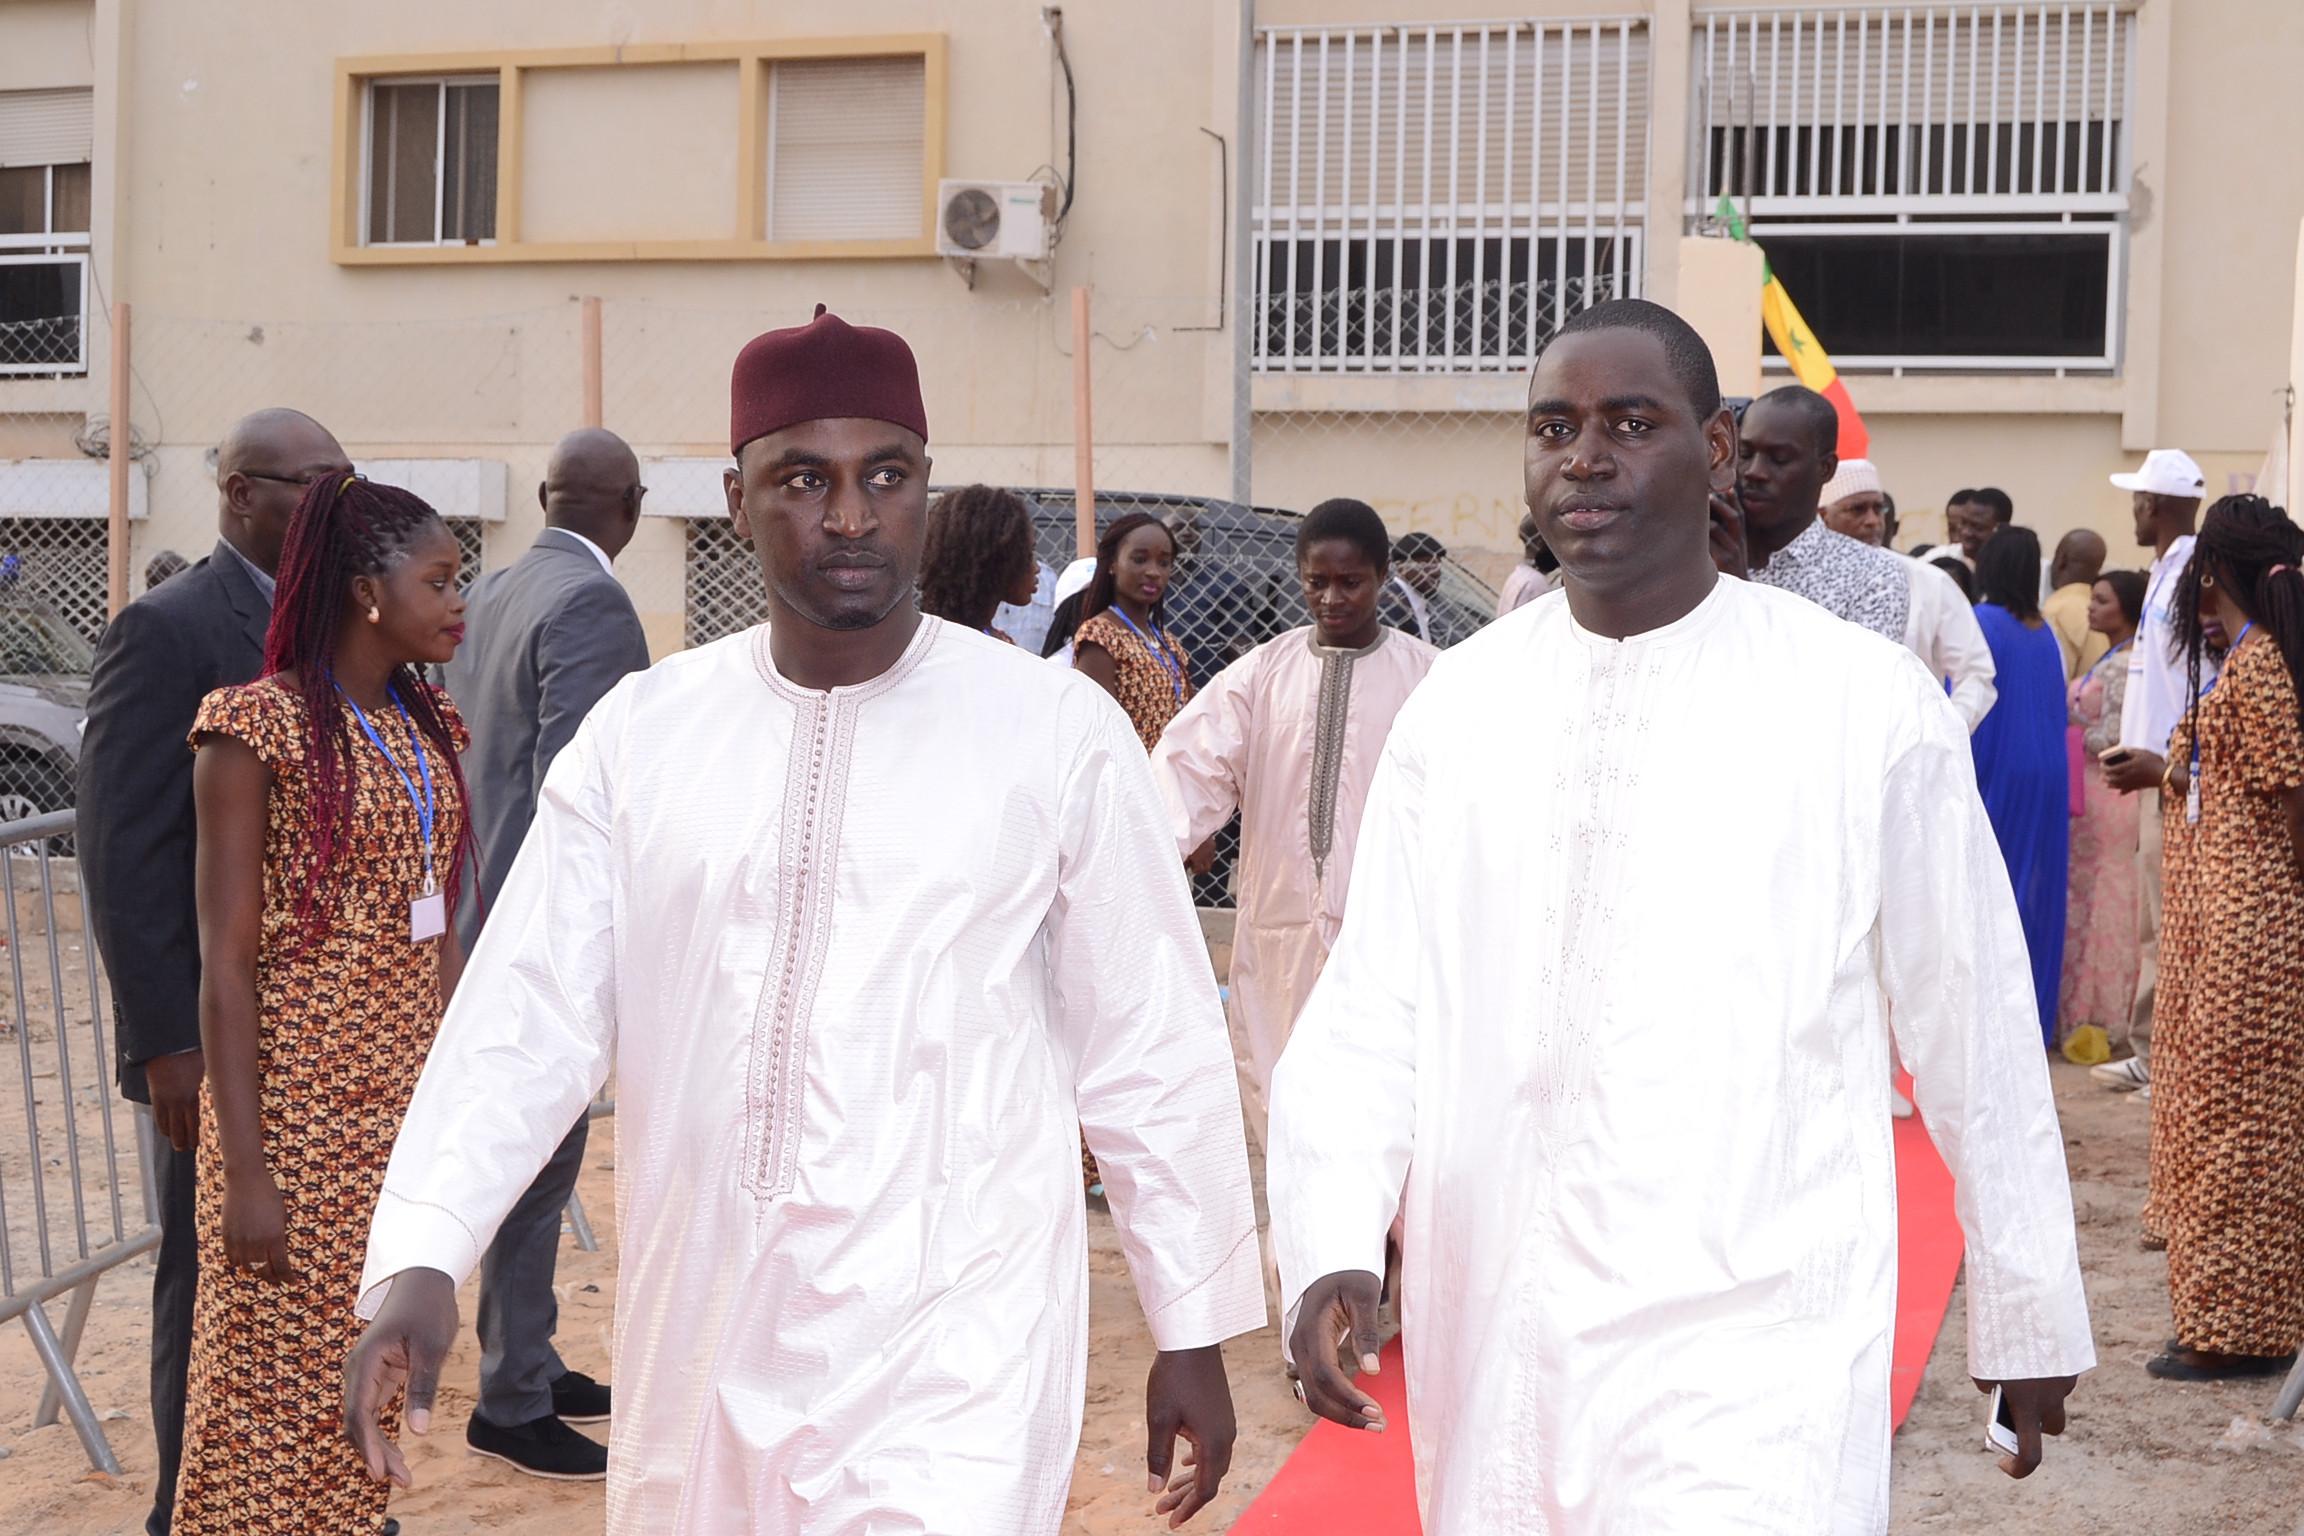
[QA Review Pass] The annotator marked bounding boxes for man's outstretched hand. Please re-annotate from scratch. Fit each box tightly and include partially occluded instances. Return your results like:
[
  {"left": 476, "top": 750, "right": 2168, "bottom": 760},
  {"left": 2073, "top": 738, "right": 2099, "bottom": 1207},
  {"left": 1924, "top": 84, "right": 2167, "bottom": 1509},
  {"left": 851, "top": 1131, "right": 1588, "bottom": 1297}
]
[
  {"left": 1146, "top": 1344, "right": 1237, "bottom": 1528},
  {"left": 1975, "top": 1375, "right": 2077, "bottom": 1479},
  {"left": 1287, "top": 1269, "right": 1388, "bottom": 1434},
  {"left": 342, "top": 1266, "right": 460, "bottom": 1487}
]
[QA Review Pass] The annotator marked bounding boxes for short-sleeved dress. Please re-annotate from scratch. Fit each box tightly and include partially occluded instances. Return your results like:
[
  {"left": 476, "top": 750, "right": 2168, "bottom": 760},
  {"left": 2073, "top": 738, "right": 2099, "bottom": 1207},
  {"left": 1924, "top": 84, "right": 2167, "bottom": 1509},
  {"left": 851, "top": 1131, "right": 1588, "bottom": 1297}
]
[
  {"left": 1073, "top": 609, "right": 1195, "bottom": 752},
  {"left": 2148, "top": 636, "right": 2304, "bottom": 1356},
  {"left": 173, "top": 679, "right": 468, "bottom": 1536}
]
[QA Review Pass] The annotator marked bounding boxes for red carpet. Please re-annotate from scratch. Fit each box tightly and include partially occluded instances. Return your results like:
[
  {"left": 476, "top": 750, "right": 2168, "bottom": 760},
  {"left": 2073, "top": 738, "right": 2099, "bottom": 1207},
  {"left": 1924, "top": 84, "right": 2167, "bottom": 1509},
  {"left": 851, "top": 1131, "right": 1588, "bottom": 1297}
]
[{"left": 1236, "top": 1113, "right": 1966, "bottom": 1531}]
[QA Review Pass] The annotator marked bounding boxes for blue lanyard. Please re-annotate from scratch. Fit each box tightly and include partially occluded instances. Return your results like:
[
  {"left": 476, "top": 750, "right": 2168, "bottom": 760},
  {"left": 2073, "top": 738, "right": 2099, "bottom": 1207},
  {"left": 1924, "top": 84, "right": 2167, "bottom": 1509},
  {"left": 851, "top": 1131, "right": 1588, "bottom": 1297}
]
[
  {"left": 338, "top": 684, "right": 437, "bottom": 891},
  {"left": 2081, "top": 635, "right": 2131, "bottom": 690},
  {"left": 2188, "top": 622, "right": 2253, "bottom": 821},
  {"left": 1111, "top": 608, "right": 1185, "bottom": 703}
]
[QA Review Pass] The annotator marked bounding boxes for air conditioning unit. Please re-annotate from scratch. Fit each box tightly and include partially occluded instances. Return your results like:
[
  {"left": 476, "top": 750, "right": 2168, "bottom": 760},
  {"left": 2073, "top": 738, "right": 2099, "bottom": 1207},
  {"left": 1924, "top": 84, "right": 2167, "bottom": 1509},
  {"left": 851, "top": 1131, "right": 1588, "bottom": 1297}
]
[{"left": 935, "top": 179, "right": 1057, "bottom": 262}]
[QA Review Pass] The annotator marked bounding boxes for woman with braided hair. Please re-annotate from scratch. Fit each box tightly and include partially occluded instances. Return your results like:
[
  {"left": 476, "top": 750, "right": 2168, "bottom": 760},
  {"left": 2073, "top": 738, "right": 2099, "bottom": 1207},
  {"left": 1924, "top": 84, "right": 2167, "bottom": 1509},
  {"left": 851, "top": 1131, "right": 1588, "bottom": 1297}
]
[
  {"left": 916, "top": 483, "right": 1039, "bottom": 640},
  {"left": 2145, "top": 493, "right": 2304, "bottom": 1382},
  {"left": 175, "top": 474, "right": 472, "bottom": 1532}
]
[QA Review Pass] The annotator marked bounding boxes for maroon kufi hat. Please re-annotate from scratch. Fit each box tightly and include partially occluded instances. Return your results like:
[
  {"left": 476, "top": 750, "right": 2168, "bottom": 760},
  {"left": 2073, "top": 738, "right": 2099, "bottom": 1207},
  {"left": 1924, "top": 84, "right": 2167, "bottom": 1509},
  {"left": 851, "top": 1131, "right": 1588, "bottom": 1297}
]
[{"left": 730, "top": 304, "right": 929, "bottom": 456}]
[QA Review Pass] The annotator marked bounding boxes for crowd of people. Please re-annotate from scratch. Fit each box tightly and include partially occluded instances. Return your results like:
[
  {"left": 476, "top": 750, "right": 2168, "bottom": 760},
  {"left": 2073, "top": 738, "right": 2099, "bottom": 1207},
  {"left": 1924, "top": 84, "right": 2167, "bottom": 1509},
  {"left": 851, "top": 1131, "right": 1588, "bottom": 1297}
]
[{"left": 58, "top": 295, "right": 2299, "bottom": 1536}]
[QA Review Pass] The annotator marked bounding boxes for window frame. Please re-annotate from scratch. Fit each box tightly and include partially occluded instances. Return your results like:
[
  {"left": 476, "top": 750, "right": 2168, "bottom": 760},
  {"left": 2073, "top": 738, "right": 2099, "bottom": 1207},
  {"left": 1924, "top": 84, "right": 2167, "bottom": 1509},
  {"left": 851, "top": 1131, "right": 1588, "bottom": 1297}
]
[
  {"left": 358, "top": 73, "right": 503, "bottom": 249},
  {"left": 0, "top": 250, "right": 89, "bottom": 377},
  {"left": 331, "top": 37, "right": 947, "bottom": 266},
  {"left": 1750, "top": 215, "right": 2122, "bottom": 374},
  {"left": 1692, "top": 2, "right": 2136, "bottom": 374},
  {"left": 1251, "top": 18, "right": 1653, "bottom": 378}
]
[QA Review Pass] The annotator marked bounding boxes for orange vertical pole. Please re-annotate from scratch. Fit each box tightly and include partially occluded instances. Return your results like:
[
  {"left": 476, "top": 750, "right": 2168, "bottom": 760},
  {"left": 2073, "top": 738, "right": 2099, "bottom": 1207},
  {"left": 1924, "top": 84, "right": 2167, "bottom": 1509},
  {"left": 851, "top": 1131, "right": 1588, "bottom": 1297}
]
[
  {"left": 581, "top": 295, "right": 603, "bottom": 429},
  {"left": 107, "top": 301, "right": 131, "bottom": 617},
  {"left": 1072, "top": 286, "right": 1095, "bottom": 559}
]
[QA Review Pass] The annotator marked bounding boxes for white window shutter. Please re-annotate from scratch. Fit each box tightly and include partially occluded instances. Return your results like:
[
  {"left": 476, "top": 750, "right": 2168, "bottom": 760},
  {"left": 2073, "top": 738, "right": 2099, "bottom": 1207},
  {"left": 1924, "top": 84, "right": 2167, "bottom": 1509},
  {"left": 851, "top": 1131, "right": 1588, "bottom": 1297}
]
[
  {"left": 768, "top": 57, "right": 926, "bottom": 242},
  {"left": 0, "top": 88, "right": 95, "bottom": 169}
]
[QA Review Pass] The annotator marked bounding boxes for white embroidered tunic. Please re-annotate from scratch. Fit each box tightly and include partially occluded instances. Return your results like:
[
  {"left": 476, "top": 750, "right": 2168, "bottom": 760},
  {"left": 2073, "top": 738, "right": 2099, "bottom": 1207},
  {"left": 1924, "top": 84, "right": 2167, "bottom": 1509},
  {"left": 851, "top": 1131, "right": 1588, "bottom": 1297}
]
[
  {"left": 1268, "top": 579, "right": 2095, "bottom": 1535},
  {"left": 359, "top": 618, "right": 1265, "bottom": 1534},
  {"left": 1151, "top": 625, "right": 1439, "bottom": 1147}
]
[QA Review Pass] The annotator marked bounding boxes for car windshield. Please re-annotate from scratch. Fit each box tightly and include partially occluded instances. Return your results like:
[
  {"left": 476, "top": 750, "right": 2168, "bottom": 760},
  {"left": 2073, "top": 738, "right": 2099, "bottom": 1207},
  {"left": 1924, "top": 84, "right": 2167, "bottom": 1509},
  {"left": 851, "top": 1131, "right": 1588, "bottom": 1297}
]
[{"left": 0, "top": 604, "right": 95, "bottom": 676}]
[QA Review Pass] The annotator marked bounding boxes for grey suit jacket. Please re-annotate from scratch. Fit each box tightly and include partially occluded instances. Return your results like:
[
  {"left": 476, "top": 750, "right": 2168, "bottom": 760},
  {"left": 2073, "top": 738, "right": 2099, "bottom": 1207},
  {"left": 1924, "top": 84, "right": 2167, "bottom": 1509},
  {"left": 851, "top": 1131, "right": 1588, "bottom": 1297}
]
[
  {"left": 79, "top": 540, "right": 272, "bottom": 1100},
  {"left": 443, "top": 528, "right": 650, "bottom": 946}
]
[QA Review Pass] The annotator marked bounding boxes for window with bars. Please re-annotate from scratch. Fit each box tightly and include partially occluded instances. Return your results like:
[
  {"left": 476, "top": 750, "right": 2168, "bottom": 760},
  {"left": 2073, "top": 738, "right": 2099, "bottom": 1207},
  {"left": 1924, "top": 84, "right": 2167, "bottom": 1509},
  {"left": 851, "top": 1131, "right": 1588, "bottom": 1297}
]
[
  {"left": 445, "top": 518, "right": 485, "bottom": 592},
  {"left": 0, "top": 519, "right": 109, "bottom": 645},
  {"left": 684, "top": 518, "right": 767, "bottom": 650},
  {"left": 1692, "top": 3, "right": 2133, "bottom": 371},
  {"left": 364, "top": 76, "right": 500, "bottom": 246},
  {"left": 1253, "top": 19, "right": 1649, "bottom": 375},
  {"left": 1, "top": 87, "right": 94, "bottom": 375}
]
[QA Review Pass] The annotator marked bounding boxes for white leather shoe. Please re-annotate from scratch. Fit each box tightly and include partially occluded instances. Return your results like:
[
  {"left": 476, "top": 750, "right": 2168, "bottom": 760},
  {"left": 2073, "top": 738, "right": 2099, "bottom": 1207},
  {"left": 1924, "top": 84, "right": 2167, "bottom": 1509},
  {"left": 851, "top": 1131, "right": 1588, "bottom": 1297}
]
[{"left": 2091, "top": 1056, "right": 2149, "bottom": 1090}]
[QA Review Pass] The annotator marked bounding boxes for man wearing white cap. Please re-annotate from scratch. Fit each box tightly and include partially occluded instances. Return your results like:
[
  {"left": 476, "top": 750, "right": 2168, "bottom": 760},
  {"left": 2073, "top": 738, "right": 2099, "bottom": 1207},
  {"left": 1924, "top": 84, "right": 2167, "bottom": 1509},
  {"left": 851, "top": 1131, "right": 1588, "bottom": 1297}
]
[
  {"left": 1818, "top": 457, "right": 1890, "bottom": 545},
  {"left": 2097, "top": 448, "right": 2209, "bottom": 1095}
]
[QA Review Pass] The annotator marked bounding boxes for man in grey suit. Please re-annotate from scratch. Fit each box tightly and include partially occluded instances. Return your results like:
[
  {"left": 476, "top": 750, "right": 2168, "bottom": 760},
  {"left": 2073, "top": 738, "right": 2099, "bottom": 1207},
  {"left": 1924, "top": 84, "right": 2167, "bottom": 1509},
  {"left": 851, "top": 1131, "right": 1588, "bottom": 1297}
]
[
  {"left": 443, "top": 427, "right": 651, "bottom": 1479},
  {"left": 79, "top": 409, "right": 352, "bottom": 1535}
]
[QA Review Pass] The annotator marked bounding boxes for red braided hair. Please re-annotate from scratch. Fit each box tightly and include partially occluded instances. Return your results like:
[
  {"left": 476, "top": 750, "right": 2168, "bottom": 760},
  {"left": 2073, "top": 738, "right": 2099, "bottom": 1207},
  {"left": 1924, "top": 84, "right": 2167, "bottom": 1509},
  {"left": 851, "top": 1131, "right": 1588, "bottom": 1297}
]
[{"left": 261, "top": 474, "right": 474, "bottom": 950}]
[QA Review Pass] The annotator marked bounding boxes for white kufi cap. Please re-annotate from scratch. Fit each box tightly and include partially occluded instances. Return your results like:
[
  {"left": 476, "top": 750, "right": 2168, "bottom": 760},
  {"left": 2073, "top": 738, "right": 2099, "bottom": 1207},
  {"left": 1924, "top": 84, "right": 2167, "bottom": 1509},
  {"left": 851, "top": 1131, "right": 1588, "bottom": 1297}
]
[{"left": 1819, "top": 458, "right": 1884, "bottom": 505}]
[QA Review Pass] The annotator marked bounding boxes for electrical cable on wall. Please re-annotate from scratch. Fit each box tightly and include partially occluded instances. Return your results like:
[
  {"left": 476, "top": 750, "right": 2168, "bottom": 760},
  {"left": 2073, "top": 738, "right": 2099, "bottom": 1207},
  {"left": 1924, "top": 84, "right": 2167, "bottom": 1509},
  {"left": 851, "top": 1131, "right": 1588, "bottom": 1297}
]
[{"left": 1043, "top": 7, "right": 1077, "bottom": 225}]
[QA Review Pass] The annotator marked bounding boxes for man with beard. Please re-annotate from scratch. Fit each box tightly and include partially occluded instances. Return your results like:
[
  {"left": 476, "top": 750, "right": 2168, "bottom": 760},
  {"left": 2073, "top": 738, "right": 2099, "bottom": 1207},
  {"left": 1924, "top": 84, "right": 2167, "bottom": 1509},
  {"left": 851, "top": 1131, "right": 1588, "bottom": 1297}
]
[{"left": 1268, "top": 299, "right": 2091, "bottom": 1533}]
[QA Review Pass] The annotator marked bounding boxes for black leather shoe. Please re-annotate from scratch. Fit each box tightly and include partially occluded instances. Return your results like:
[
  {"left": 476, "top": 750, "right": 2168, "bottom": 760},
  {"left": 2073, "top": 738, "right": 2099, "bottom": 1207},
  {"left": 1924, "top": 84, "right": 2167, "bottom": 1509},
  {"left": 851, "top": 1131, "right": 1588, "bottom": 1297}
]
[
  {"left": 384, "top": 1522, "right": 400, "bottom": 1536},
  {"left": 465, "top": 1412, "right": 608, "bottom": 1481},
  {"left": 551, "top": 1368, "right": 612, "bottom": 1424}
]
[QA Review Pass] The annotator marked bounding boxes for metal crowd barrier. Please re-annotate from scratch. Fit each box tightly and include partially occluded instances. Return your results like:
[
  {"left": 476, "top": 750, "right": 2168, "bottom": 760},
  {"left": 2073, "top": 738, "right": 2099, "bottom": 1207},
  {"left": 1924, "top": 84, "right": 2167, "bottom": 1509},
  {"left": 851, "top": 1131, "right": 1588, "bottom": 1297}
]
[{"left": 0, "top": 808, "right": 161, "bottom": 1474}]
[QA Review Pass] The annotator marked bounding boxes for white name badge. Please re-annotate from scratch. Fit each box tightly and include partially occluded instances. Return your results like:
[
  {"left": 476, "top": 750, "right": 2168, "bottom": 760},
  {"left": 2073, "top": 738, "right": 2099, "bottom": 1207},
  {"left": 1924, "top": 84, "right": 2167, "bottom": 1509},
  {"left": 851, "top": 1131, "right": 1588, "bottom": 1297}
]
[{"left": 410, "top": 890, "right": 447, "bottom": 942}]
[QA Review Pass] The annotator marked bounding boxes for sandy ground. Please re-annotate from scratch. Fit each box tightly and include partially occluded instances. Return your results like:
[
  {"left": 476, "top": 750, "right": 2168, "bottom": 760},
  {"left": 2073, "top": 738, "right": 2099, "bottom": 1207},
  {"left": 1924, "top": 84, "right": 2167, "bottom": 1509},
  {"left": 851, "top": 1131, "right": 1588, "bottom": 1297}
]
[
  {"left": 0, "top": 1131, "right": 1310, "bottom": 1536},
  {"left": 1887, "top": 1060, "right": 2304, "bottom": 1535},
  {"left": 5, "top": 986, "right": 2303, "bottom": 1533}
]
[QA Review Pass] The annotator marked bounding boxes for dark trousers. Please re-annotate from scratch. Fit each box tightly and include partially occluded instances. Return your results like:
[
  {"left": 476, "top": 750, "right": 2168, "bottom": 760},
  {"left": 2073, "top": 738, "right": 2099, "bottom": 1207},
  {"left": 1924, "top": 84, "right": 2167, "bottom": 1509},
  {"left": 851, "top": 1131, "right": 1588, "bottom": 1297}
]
[
  {"left": 146, "top": 1133, "right": 197, "bottom": 1536},
  {"left": 475, "top": 1115, "right": 589, "bottom": 1426}
]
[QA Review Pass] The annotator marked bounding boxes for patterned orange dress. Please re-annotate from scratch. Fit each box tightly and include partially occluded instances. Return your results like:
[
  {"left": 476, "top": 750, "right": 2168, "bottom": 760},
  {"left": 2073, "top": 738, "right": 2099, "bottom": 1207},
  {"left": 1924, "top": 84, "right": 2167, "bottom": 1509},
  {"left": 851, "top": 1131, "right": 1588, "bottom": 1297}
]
[
  {"left": 173, "top": 679, "right": 468, "bottom": 1536},
  {"left": 2148, "top": 635, "right": 2304, "bottom": 1356},
  {"left": 1073, "top": 608, "right": 1195, "bottom": 752}
]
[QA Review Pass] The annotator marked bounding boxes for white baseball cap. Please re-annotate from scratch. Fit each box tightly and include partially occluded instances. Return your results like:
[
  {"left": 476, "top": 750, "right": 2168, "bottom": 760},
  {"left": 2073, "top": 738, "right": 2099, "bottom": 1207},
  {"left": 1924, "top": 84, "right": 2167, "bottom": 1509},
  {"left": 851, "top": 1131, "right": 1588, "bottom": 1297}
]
[
  {"left": 2110, "top": 449, "right": 2206, "bottom": 499},
  {"left": 1819, "top": 458, "right": 1884, "bottom": 505}
]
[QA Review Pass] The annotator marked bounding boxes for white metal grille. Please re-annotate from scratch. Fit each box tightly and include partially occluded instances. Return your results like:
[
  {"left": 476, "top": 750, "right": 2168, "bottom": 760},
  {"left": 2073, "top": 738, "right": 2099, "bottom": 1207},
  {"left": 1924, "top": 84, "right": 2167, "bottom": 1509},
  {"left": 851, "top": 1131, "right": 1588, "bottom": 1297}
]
[
  {"left": 446, "top": 517, "right": 484, "bottom": 592},
  {"left": 685, "top": 517, "right": 766, "bottom": 650},
  {"left": 1691, "top": 4, "right": 2133, "bottom": 215},
  {"left": 1253, "top": 18, "right": 1650, "bottom": 375},
  {"left": 0, "top": 518, "right": 108, "bottom": 644}
]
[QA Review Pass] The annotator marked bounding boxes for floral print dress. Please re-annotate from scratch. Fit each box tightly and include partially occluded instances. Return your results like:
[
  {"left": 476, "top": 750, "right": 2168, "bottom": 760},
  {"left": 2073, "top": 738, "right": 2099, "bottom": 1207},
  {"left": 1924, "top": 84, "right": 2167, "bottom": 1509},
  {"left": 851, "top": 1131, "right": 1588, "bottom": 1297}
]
[
  {"left": 173, "top": 679, "right": 467, "bottom": 1535},
  {"left": 2148, "top": 637, "right": 2304, "bottom": 1356}
]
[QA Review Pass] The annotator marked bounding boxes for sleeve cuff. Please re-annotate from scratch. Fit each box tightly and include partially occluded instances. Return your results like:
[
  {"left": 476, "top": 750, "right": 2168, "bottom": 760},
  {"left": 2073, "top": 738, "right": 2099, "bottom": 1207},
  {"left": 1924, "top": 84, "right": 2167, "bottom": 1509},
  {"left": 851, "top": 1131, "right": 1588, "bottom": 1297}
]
[
  {"left": 354, "top": 1188, "right": 487, "bottom": 1320},
  {"left": 1141, "top": 1224, "right": 1270, "bottom": 1353}
]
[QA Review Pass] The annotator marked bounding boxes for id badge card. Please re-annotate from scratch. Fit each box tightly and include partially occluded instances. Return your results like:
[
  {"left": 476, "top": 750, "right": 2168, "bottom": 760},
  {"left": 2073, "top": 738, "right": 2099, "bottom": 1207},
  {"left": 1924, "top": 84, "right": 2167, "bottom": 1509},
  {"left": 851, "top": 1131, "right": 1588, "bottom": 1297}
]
[{"left": 410, "top": 876, "right": 446, "bottom": 942}]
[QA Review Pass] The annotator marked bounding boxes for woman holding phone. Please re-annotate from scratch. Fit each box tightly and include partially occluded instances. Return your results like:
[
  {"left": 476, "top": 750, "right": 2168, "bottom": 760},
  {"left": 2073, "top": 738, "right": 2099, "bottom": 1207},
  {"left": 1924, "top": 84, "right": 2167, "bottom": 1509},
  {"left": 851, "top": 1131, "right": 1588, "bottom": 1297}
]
[
  {"left": 174, "top": 476, "right": 472, "bottom": 1533},
  {"left": 2147, "top": 493, "right": 2304, "bottom": 1382}
]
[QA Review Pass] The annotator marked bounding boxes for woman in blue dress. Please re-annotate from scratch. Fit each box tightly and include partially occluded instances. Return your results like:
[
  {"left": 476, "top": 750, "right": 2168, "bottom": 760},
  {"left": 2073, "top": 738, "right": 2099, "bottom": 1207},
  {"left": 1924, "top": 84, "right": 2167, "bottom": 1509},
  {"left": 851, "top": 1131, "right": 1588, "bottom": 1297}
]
[{"left": 1970, "top": 526, "right": 2073, "bottom": 1047}]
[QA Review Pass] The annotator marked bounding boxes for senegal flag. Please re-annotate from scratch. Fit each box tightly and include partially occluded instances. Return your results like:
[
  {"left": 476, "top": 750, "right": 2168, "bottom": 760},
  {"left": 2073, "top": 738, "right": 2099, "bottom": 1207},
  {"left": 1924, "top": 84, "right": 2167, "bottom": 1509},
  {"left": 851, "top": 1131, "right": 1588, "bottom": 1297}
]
[{"left": 1714, "top": 196, "right": 1869, "bottom": 461}]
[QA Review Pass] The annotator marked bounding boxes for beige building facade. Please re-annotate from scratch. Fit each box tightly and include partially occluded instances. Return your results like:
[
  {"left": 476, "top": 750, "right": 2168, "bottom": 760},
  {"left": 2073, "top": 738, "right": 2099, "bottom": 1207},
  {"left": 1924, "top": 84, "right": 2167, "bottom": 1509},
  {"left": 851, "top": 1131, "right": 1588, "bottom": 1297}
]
[{"left": 2, "top": 0, "right": 2300, "bottom": 653}]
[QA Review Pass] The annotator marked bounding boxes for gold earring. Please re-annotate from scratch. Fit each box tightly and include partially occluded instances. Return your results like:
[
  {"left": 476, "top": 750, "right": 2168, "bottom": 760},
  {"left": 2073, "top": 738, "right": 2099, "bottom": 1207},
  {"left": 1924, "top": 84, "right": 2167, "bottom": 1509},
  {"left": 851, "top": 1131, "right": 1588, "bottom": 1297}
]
[{"left": 367, "top": 606, "right": 380, "bottom": 623}]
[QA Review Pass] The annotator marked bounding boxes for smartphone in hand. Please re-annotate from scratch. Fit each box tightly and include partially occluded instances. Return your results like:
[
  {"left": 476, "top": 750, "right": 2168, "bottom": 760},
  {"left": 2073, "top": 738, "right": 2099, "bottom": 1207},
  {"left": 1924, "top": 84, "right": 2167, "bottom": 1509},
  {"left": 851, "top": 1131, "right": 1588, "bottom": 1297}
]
[{"left": 1984, "top": 1385, "right": 2021, "bottom": 1457}]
